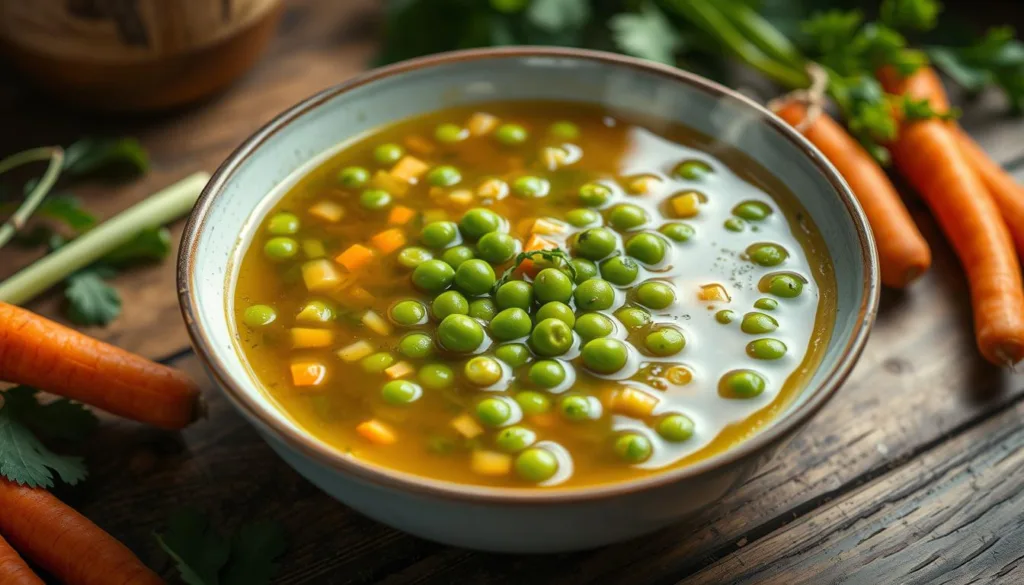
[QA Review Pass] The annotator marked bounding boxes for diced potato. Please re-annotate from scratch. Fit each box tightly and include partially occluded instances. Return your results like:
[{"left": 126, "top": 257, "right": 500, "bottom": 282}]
[
  {"left": 422, "top": 209, "right": 448, "bottom": 223},
  {"left": 337, "top": 340, "right": 374, "bottom": 362},
  {"left": 471, "top": 450, "right": 512, "bottom": 476},
  {"left": 390, "top": 155, "right": 430, "bottom": 183},
  {"left": 531, "top": 217, "right": 566, "bottom": 236},
  {"left": 607, "top": 387, "right": 659, "bottom": 418},
  {"left": 388, "top": 205, "right": 416, "bottom": 225},
  {"left": 343, "top": 286, "right": 375, "bottom": 308},
  {"left": 308, "top": 200, "right": 344, "bottom": 223},
  {"left": 356, "top": 419, "right": 397, "bottom": 445},
  {"left": 671, "top": 191, "right": 701, "bottom": 218},
  {"left": 449, "top": 189, "right": 474, "bottom": 206},
  {"left": 291, "top": 328, "right": 335, "bottom": 349},
  {"left": 302, "top": 239, "right": 326, "bottom": 259},
  {"left": 384, "top": 361, "right": 414, "bottom": 379},
  {"left": 362, "top": 310, "right": 391, "bottom": 336},
  {"left": 301, "top": 259, "right": 343, "bottom": 293},
  {"left": 628, "top": 175, "right": 662, "bottom": 194},
  {"left": 477, "top": 178, "right": 508, "bottom": 199},
  {"left": 335, "top": 244, "right": 375, "bottom": 272},
  {"left": 296, "top": 300, "right": 334, "bottom": 324},
  {"left": 291, "top": 361, "right": 327, "bottom": 387},
  {"left": 370, "top": 228, "right": 407, "bottom": 255},
  {"left": 404, "top": 134, "right": 435, "bottom": 155},
  {"left": 451, "top": 413, "right": 484, "bottom": 439},
  {"left": 467, "top": 112, "right": 499, "bottom": 136},
  {"left": 370, "top": 170, "right": 409, "bottom": 196},
  {"left": 540, "top": 147, "right": 569, "bottom": 170},
  {"left": 698, "top": 283, "right": 731, "bottom": 302}
]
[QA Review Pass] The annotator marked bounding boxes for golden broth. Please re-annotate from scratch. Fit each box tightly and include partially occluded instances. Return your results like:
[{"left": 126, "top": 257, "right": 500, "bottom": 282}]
[{"left": 232, "top": 101, "right": 836, "bottom": 488}]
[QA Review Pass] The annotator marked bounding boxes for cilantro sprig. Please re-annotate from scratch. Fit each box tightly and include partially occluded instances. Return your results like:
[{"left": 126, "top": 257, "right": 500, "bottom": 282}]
[{"left": 493, "top": 248, "right": 577, "bottom": 292}]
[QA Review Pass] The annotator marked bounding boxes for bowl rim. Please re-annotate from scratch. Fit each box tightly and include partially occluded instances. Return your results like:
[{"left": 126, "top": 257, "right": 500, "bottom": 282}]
[{"left": 178, "top": 46, "right": 880, "bottom": 504}]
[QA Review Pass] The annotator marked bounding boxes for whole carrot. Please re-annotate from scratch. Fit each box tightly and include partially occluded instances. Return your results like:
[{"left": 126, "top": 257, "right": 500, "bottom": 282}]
[
  {"left": 0, "top": 302, "right": 201, "bottom": 429},
  {"left": 775, "top": 100, "right": 931, "bottom": 287},
  {"left": 0, "top": 480, "right": 163, "bottom": 585},
  {"left": 0, "top": 534, "right": 44, "bottom": 585}
]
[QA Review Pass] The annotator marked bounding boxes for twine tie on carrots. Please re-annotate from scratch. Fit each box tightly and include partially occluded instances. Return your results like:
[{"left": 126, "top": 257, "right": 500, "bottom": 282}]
[{"left": 768, "top": 63, "right": 829, "bottom": 132}]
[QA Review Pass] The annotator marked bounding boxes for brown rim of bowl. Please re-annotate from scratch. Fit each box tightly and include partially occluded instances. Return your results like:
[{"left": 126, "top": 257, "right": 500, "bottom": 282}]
[{"left": 178, "top": 46, "right": 880, "bottom": 504}]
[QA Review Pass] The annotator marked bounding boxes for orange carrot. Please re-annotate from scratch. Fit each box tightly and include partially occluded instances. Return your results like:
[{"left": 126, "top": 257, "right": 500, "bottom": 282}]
[
  {"left": 335, "top": 244, "right": 375, "bottom": 272},
  {"left": 776, "top": 101, "right": 931, "bottom": 287},
  {"left": 880, "top": 70, "right": 1024, "bottom": 365},
  {"left": 0, "top": 480, "right": 163, "bottom": 585},
  {"left": 0, "top": 534, "right": 43, "bottom": 585},
  {"left": 369, "top": 228, "right": 407, "bottom": 255},
  {"left": 0, "top": 302, "right": 201, "bottom": 429}
]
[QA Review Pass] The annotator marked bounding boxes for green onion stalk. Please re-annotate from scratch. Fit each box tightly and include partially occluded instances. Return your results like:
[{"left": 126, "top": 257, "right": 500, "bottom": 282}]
[{"left": 0, "top": 147, "right": 65, "bottom": 249}]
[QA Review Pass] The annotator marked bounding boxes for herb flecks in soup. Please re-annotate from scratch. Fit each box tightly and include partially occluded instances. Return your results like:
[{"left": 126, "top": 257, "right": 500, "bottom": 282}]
[{"left": 232, "top": 102, "right": 835, "bottom": 488}]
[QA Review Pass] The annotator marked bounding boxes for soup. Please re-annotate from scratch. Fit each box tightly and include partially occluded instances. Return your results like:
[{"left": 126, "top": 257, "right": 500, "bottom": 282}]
[{"left": 232, "top": 101, "right": 835, "bottom": 489}]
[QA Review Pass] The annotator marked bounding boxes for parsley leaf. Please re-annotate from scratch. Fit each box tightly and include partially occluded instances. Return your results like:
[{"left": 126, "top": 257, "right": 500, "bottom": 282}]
[
  {"left": 0, "top": 390, "right": 91, "bottom": 488},
  {"left": 0, "top": 387, "right": 98, "bottom": 442},
  {"left": 64, "top": 267, "right": 122, "bottom": 327},
  {"left": 63, "top": 138, "right": 149, "bottom": 179},
  {"left": 101, "top": 227, "right": 172, "bottom": 266},
  {"left": 610, "top": 4, "right": 683, "bottom": 65},
  {"left": 927, "top": 27, "right": 1024, "bottom": 111},
  {"left": 494, "top": 248, "right": 577, "bottom": 292},
  {"left": 526, "top": 0, "right": 589, "bottom": 33},
  {"left": 155, "top": 508, "right": 287, "bottom": 585},
  {"left": 37, "top": 194, "right": 97, "bottom": 232},
  {"left": 879, "top": 0, "right": 941, "bottom": 32}
]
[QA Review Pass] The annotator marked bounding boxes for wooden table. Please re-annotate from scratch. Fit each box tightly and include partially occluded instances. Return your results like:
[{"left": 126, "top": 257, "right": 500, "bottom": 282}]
[{"left": 3, "top": 2, "right": 1024, "bottom": 583}]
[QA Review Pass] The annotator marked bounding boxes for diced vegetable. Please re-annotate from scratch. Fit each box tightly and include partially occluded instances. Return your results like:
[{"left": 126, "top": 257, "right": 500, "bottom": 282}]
[
  {"left": 296, "top": 300, "right": 334, "bottom": 323},
  {"left": 336, "top": 244, "right": 375, "bottom": 272},
  {"left": 308, "top": 200, "right": 345, "bottom": 223},
  {"left": 450, "top": 413, "right": 484, "bottom": 439},
  {"left": 467, "top": 112, "right": 499, "bottom": 136},
  {"left": 670, "top": 191, "right": 701, "bottom": 218},
  {"left": 369, "top": 228, "right": 407, "bottom": 255},
  {"left": 698, "top": 283, "right": 731, "bottom": 302},
  {"left": 362, "top": 310, "right": 392, "bottom": 336},
  {"left": 422, "top": 208, "right": 448, "bottom": 223},
  {"left": 301, "top": 259, "right": 344, "bottom": 293},
  {"left": 628, "top": 175, "right": 661, "bottom": 194},
  {"left": 665, "top": 365, "right": 693, "bottom": 385},
  {"left": 356, "top": 419, "right": 397, "bottom": 445},
  {"left": 291, "top": 327, "right": 335, "bottom": 349},
  {"left": 531, "top": 218, "right": 566, "bottom": 235},
  {"left": 540, "top": 147, "right": 569, "bottom": 170},
  {"left": 403, "top": 135, "right": 435, "bottom": 155},
  {"left": 384, "top": 361, "right": 414, "bottom": 379},
  {"left": 518, "top": 234, "right": 559, "bottom": 276},
  {"left": 342, "top": 286, "right": 375, "bottom": 308},
  {"left": 477, "top": 178, "right": 508, "bottom": 199},
  {"left": 471, "top": 450, "right": 512, "bottom": 476},
  {"left": 291, "top": 361, "right": 327, "bottom": 387},
  {"left": 337, "top": 340, "right": 374, "bottom": 362},
  {"left": 388, "top": 205, "right": 416, "bottom": 225},
  {"left": 390, "top": 156, "right": 430, "bottom": 182},
  {"left": 370, "top": 170, "right": 409, "bottom": 196},
  {"left": 606, "top": 387, "right": 658, "bottom": 418},
  {"left": 302, "top": 239, "right": 327, "bottom": 259},
  {"left": 449, "top": 189, "right": 474, "bottom": 206}
]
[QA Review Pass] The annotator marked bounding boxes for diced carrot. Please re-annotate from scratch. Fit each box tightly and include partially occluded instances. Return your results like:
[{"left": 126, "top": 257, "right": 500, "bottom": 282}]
[
  {"left": 388, "top": 205, "right": 416, "bottom": 225},
  {"left": 698, "top": 283, "right": 730, "bottom": 302},
  {"left": 467, "top": 112, "right": 499, "bottom": 136},
  {"left": 531, "top": 217, "right": 566, "bottom": 236},
  {"left": 308, "top": 200, "right": 345, "bottom": 223},
  {"left": 361, "top": 310, "right": 391, "bottom": 336},
  {"left": 629, "top": 175, "right": 662, "bottom": 194},
  {"left": 301, "top": 259, "right": 344, "bottom": 293},
  {"left": 404, "top": 135, "right": 435, "bottom": 155},
  {"left": 335, "top": 244, "right": 375, "bottom": 272},
  {"left": 291, "top": 361, "right": 327, "bottom": 387},
  {"left": 671, "top": 191, "right": 701, "bottom": 218},
  {"left": 608, "top": 387, "right": 659, "bottom": 418},
  {"left": 449, "top": 189, "right": 474, "bottom": 206},
  {"left": 518, "top": 234, "right": 558, "bottom": 277},
  {"left": 369, "top": 228, "right": 407, "bottom": 255},
  {"left": 290, "top": 328, "right": 335, "bottom": 349},
  {"left": 471, "top": 450, "right": 512, "bottom": 476},
  {"left": 356, "top": 419, "right": 397, "bottom": 445},
  {"left": 384, "top": 361, "right": 414, "bottom": 379},
  {"left": 451, "top": 413, "right": 484, "bottom": 439},
  {"left": 302, "top": 239, "right": 326, "bottom": 259},
  {"left": 337, "top": 340, "right": 374, "bottom": 362},
  {"left": 477, "top": 178, "right": 508, "bottom": 199},
  {"left": 390, "top": 156, "right": 430, "bottom": 183},
  {"left": 370, "top": 170, "right": 409, "bottom": 196}
]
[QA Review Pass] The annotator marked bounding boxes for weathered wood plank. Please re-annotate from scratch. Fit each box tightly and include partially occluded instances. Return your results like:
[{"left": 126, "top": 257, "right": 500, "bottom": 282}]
[{"left": 683, "top": 397, "right": 1024, "bottom": 585}]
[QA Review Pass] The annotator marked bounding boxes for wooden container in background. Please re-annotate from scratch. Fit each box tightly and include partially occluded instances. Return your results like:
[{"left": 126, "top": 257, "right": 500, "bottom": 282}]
[{"left": 0, "top": 0, "right": 283, "bottom": 112}]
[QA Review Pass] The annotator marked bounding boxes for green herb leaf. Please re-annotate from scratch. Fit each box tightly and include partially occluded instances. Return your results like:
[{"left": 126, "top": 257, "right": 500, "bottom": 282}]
[
  {"left": 493, "top": 248, "right": 577, "bottom": 292},
  {"left": 526, "top": 0, "right": 589, "bottom": 33},
  {"left": 37, "top": 194, "right": 97, "bottom": 232},
  {"left": 222, "top": 521, "right": 288, "bottom": 585},
  {"left": 0, "top": 398, "right": 89, "bottom": 488},
  {"left": 101, "top": 227, "right": 172, "bottom": 266},
  {"left": 63, "top": 138, "right": 149, "bottom": 178},
  {"left": 64, "top": 267, "right": 122, "bottom": 326},
  {"left": 926, "top": 27, "right": 1024, "bottom": 111},
  {"left": 899, "top": 95, "right": 960, "bottom": 121},
  {"left": 0, "top": 387, "right": 98, "bottom": 442},
  {"left": 880, "top": 0, "right": 941, "bottom": 32},
  {"left": 610, "top": 4, "right": 683, "bottom": 65}
]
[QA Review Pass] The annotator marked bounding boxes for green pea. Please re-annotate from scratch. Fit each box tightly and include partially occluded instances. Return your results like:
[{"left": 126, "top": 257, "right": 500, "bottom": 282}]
[
  {"left": 570, "top": 258, "right": 598, "bottom": 283},
  {"left": 360, "top": 189, "right": 392, "bottom": 211},
  {"left": 636, "top": 281, "right": 676, "bottom": 310},
  {"left": 267, "top": 212, "right": 300, "bottom": 235},
  {"left": 535, "top": 301, "right": 576, "bottom": 327},
  {"left": 361, "top": 352, "right": 395, "bottom": 373},
  {"left": 374, "top": 143, "right": 404, "bottom": 165},
  {"left": 581, "top": 338, "right": 629, "bottom": 374},
  {"left": 549, "top": 120, "right": 579, "bottom": 140},
  {"left": 574, "top": 313, "right": 614, "bottom": 340},
  {"left": 608, "top": 204, "right": 648, "bottom": 231},
  {"left": 427, "top": 165, "right": 462, "bottom": 187},
  {"left": 491, "top": 308, "right": 533, "bottom": 340},
  {"left": 243, "top": 304, "right": 277, "bottom": 328},
  {"left": 657, "top": 414, "right": 695, "bottom": 442},
  {"left": 495, "top": 281, "right": 533, "bottom": 310},
  {"left": 432, "top": 290, "right": 470, "bottom": 320},
  {"left": 765, "top": 273, "right": 804, "bottom": 298},
  {"left": 460, "top": 208, "right": 502, "bottom": 239},
  {"left": 264, "top": 237, "right": 298, "bottom": 261},
  {"left": 381, "top": 380, "right": 422, "bottom": 405},
  {"left": 441, "top": 245, "right": 475, "bottom": 269},
  {"left": 578, "top": 182, "right": 612, "bottom": 207},
  {"left": 615, "top": 306, "right": 651, "bottom": 329},
  {"left": 573, "top": 279, "right": 615, "bottom": 311},
  {"left": 397, "top": 246, "right": 433, "bottom": 269},
  {"left": 533, "top": 268, "right": 574, "bottom": 303},
  {"left": 436, "top": 314, "right": 485, "bottom": 353},
  {"left": 741, "top": 312, "right": 779, "bottom": 334},
  {"left": 399, "top": 332, "right": 435, "bottom": 359},
  {"left": 673, "top": 159, "right": 713, "bottom": 180},
  {"left": 421, "top": 221, "right": 459, "bottom": 248},
  {"left": 613, "top": 433, "right": 652, "bottom": 463},
  {"left": 715, "top": 309, "right": 736, "bottom": 324},
  {"left": 418, "top": 363, "right": 454, "bottom": 389},
  {"left": 724, "top": 217, "right": 746, "bottom": 232},
  {"left": 337, "top": 166, "right": 369, "bottom": 188},
  {"left": 573, "top": 227, "right": 617, "bottom": 260},
  {"left": 747, "top": 243, "right": 788, "bottom": 267},
  {"left": 435, "top": 123, "right": 468, "bottom": 143},
  {"left": 495, "top": 343, "right": 531, "bottom": 367},
  {"left": 560, "top": 395, "right": 596, "bottom": 422},
  {"left": 747, "top": 338, "right": 787, "bottom": 360},
  {"left": 469, "top": 298, "right": 497, "bottom": 322},
  {"left": 733, "top": 200, "right": 772, "bottom": 221},
  {"left": 411, "top": 259, "right": 455, "bottom": 292},
  {"left": 659, "top": 222, "right": 694, "bottom": 242},
  {"left": 512, "top": 176, "right": 549, "bottom": 198},
  {"left": 719, "top": 369, "right": 767, "bottom": 399},
  {"left": 476, "top": 232, "right": 518, "bottom": 264},
  {"left": 390, "top": 299, "right": 427, "bottom": 326},
  {"left": 515, "top": 447, "right": 558, "bottom": 482},
  {"left": 645, "top": 328, "right": 686, "bottom": 356},
  {"left": 529, "top": 360, "right": 565, "bottom": 388},
  {"left": 754, "top": 298, "right": 779, "bottom": 311},
  {"left": 465, "top": 356, "right": 503, "bottom": 387},
  {"left": 515, "top": 391, "right": 551, "bottom": 414},
  {"left": 496, "top": 426, "right": 536, "bottom": 452},
  {"left": 566, "top": 208, "right": 601, "bottom": 227},
  {"left": 600, "top": 255, "right": 639, "bottom": 286},
  {"left": 530, "top": 318, "right": 574, "bottom": 357},
  {"left": 625, "top": 233, "right": 668, "bottom": 265},
  {"left": 495, "top": 123, "right": 528, "bottom": 146},
  {"left": 454, "top": 259, "right": 496, "bottom": 296},
  {"left": 476, "top": 397, "right": 513, "bottom": 426}
]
